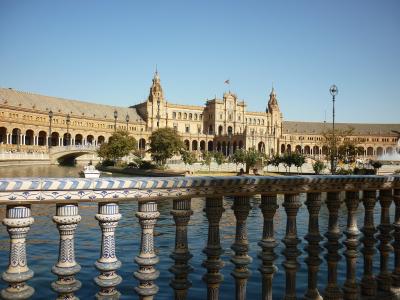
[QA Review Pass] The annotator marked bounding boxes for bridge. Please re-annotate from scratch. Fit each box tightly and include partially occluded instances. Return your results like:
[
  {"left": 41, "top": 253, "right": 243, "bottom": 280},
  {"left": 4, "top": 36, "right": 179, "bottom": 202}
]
[{"left": 49, "top": 144, "right": 99, "bottom": 164}]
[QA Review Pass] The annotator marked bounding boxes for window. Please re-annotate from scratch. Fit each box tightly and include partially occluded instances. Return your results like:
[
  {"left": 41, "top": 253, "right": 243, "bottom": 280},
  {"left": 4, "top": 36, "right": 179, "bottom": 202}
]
[
  {"left": 185, "top": 125, "right": 190, "bottom": 133},
  {"left": 184, "top": 113, "right": 187, "bottom": 119},
  {"left": 178, "top": 112, "right": 182, "bottom": 119},
  {"left": 173, "top": 112, "right": 176, "bottom": 119},
  {"left": 189, "top": 113, "right": 192, "bottom": 120},
  {"left": 220, "top": 114, "right": 223, "bottom": 120},
  {"left": 194, "top": 114, "right": 198, "bottom": 120}
]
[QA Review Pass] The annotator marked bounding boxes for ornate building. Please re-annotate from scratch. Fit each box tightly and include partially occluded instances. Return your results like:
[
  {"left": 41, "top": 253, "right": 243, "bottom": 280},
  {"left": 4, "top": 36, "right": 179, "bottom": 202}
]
[{"left": 0, "top": 71, "right": 399, "bottom": 160}]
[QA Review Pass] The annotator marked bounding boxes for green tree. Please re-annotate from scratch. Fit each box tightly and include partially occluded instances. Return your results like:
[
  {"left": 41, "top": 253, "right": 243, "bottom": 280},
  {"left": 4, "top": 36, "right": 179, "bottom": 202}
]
[
  {"left": 312, "top": 160, "right": 326, "bottom": 175},
  {"left": 231, "top": 149, "right": 246, "bottom": 171},
  {"left": 148, "top": 128, "right": 184, "bottom": 165},
  {"left": 292, "top": 152, "right": 306, "bottom": 174},
  {"left": 270, "top": 154, "right": 282, "bottom": 172},
  {"left": 282, "top": 152, "right": 295, "bottom": 173},
  {"left": 180, "top": 150, "right": 197, "bottom": 170},
  {"left": 213, "top": 151, "right": 225, "bottom": 169},
  {"left": 202, "top": 151, "right": 213, "bottom": 171},
  {"left": 244, "top": 148, "right": 262, "bottom": 174},
  {"left": 371, "top": 160, "right": 383, "bottom": 174},
  {"left": 97, "top": 130, "right": 137, "bottom": 164}
]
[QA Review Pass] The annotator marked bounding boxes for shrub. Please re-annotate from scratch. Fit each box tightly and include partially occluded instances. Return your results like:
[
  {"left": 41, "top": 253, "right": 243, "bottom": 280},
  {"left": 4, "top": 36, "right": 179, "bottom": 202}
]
[{"left": 312, "top": 160, "right": 326, "bottom": 174}]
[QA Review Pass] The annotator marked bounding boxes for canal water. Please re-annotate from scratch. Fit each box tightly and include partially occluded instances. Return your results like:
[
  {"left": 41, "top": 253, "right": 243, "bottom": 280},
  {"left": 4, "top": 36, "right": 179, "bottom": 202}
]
[{"left": 0, "top": 165, "right": 395, "bottom": 299}]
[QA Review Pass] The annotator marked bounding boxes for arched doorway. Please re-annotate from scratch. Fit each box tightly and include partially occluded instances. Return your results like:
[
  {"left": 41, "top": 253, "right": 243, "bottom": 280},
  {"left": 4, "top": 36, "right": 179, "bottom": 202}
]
[
  {"left": 87, "top": 135, "right": 94, "bottom": 145},
  {"left": 281, "top": 144, "right": 285, "bottom": 154},
  {"left": 75, "top": 134, "right": 83, "bottom": 145},
  {"left": 258, "top": 142, "right": 265, "bottom": 153},
  {"left": 218, "top": 125, "right": 223, "bottom": 135},
  {"left": 239, "top": 140, "right": 243, "bottom": 149},
  {"left": 286, "top": 144, "right": 291, "bottom": 153},
  {"left": 0, "top": 127, "right": 7, "bottom": 144},
  {"left": 192, "top": 140, "right": 198, "bottom": 151},
  {"left": 38, "top": 131, "right": 47, "bottom": 146},
  {"left": 208, "top": 141, "right": 213, "bottom": 152},
  {"left": 209, "top": 125, "right": 213, "bottom": 135},
  {"left": 228, "top": 126, "right": 233, "bottom": 135},
  {"left": 63, "top": 133, "right": 70, "bottom": 146},
  {"left": 313, "top": 146, "right": 319, "bottom": 156},
  {"left": 322, "top": 146, "right": 328, "bottom": 155},
  {"left": 377, "top": 147, "right": 383, "bottom": 156},
  {"left": 222, "top": 141, "right": 227, "bottom": 155},
  {"left": 184, "top": 140, "right": 190, "bottom": 150},
  {"left": 139, "top": 138, "right": 146, "bottom": 150},
  {"left": 11, "top": 128, "right": 20, "bottom": 145},
  {"left": 200, "top": 140, "right": 206, "bottom": 151},
  {"left": 217, "top": 142, "right": 221, "bottom": 152},
  {"left": 51, "top": 132, "right": 60, "bottom": 146},
  {"left": 233, "top": 141, "right": 237, "bottom": 153},
  {"left": 295, "top": 145, "right": 301, "bottom": 153},
  {"left": 25, "top": 130, "right": 34, "bottom": 145},
  {"left": 367, "top": 147, "right": 374, "bottom": 156},
  {"left": 98, "top": 136, "right": 105, "bottom": 145},
  {"left": 304, "top": 145, "right": 310, "bottom": 155},
  {"left": 387, "top": 147, "right": 393, "bottom": 155}
]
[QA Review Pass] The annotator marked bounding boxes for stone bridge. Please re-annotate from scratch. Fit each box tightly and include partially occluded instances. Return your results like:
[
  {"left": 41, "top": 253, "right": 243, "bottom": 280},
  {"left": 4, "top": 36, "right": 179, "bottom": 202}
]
[{"left": 49, "top": 145, "right": 99, "bottom": 164}]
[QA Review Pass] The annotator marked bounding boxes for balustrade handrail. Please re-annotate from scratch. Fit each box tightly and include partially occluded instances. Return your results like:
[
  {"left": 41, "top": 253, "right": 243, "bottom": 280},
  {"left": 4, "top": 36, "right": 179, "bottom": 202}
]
[
  {"left": 0, "top": 175, "right": 399, "bottom": 205},
  {"left": 1, "top": 174, "right": 400, "bottom": 300}
]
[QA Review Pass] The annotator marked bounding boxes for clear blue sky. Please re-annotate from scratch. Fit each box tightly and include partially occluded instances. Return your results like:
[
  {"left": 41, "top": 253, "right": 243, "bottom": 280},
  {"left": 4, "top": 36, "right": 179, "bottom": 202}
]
[{"left": 0, "top": 0, "right": 399, "bottom": 123}]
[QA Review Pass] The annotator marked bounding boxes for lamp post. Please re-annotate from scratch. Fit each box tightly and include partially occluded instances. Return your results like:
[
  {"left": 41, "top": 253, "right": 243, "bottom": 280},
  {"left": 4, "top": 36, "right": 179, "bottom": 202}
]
[
  {"left": 329, "top": 84, "right": 338, "bottom": 174},
  {"left": 125, "top": 114, "right": 130, "bottom": 132},
  {"left": 48, "top": 110, "right": 53, "bottom": 149},
  {"left": 114, "top": 110, "right": 118, "bottom": 132},
  {"left": 66, "top": 114, "right": 70, "bottom": 146}
]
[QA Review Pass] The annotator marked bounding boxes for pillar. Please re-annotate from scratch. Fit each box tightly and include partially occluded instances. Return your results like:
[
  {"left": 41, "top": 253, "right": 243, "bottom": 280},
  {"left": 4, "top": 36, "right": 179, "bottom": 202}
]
[
  {"left": 134, "top": 201, "right": 160, "bottom": 300},
  {"left": 52, "top": 204, "right": 82, "bottom": 300},
  {"left": 1, "top": 205, "right": 35, "bottom": 300},
  {"left": 94, "top": 203, "right": 122, "bottom": 299}
]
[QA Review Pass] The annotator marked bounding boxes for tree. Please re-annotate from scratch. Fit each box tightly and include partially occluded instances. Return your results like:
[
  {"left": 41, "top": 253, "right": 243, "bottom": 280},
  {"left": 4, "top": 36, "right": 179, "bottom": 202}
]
[
  {"left": 270, "top": 154, "right": 282, "bottom": 172},
  {"left": 322, "top": 127, "right": 361, "bottom": 174},
  {"left": 244, "top": 148, "right": 262, "bottom": 174},
  {"left": 231, "top": 149, "right": 246, "bottom": 171},
  {"left": 292, "top": 152, "right": 306, "bottom": 174},
  {"left": 180, "top": 150, "right": 197, "bottom": 171},
  {"left": 148, "top": 128, "right": 184, "bottom": 165},
  {"left": 371, "top": 160, "right": 383, "bottom": 174},
  {"left": 213, "top": 151, "right": 225, "bottom": 169},
  {"left": 312, "top": 160, "right": 326, "bottom": 175},
  {"left": 281, "top": 152, "right": 295, "bottom": 173},
  {"left": 202, "top": 151, "right": 213, "bottom": 171},
  {"left": 97, "top": 130, "right": 137, "bottom": 164}
]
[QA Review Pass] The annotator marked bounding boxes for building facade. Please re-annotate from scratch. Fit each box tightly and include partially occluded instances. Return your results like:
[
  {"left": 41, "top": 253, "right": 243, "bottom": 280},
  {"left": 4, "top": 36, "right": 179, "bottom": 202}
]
[{"left": 0, "top": 72, "right": 399, "bottom": 159}]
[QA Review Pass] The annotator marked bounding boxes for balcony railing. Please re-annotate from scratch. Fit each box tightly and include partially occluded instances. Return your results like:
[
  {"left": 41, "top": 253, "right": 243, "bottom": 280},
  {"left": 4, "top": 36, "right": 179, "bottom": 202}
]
[{"left": 0, "top": 175, "right": 399, "bottom": 299}]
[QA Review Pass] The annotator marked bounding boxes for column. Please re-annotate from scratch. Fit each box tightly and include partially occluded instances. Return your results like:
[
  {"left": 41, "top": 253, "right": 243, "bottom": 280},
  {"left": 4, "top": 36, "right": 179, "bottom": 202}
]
[
  {"left": 134, "top": 201, "right": 160, "bottom": 300},
  {"left": 202, "top": 197, "right": 224, "bottom": 300},
  {"left": 7, "top": 133, "right": 10, "bottom": 144},
  {"left": 52, "top": 204, "right": 82, "bottom": 300},
  {"left": 377, "top": 189, "right": 393, "bottom": 291},
  {"left": 94, "top": 203, "right": 122, "bottom": 299},
  {"left": 360, "top": 190, "right": 377, "bottom": 296},
  {"left": 304, "top": 192, "right": 323, "bottom": 300},
  {"left": 343, "top": 191, "right": 360, "bottom": 299},
  {"left": 1, "top": 205, "right": 35, "bottom": 300},
  {"left": 324, "top": 192, "right": 342, "bottom": 299},
  {"left": 170, "top": 198, "right": 193, "bottom": 300},
  {"left": 231, "top": 196, "right": 252, "bottom": 300},
  {"left": 282, "top": 193, "right": 301, "bottom": 300},
  {"left": 393, "top": 188, "right": 400, "bottom": 286},
  {"left": 258, "top": 194, "right": 278, "bottom": 300}
]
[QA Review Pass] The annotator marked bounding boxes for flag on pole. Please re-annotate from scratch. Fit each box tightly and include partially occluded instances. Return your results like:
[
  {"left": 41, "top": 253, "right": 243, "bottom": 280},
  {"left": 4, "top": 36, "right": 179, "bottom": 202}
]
[{"left": 224, "top": 79, "right": 230, "bottom": 84}]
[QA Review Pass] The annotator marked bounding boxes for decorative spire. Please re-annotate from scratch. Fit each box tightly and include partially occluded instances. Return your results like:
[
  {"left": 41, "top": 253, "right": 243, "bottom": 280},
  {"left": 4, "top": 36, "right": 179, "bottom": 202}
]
[
  {"left": 267, "top": 86, "right": 279, "bottom": 113},
  {"left": 149, "top": 68, "right": 164, "bottom": 102}
]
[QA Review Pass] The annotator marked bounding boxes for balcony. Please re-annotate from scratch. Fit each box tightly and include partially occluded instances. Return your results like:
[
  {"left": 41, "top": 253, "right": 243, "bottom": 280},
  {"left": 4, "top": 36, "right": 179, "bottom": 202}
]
[{"left": 0, "top": 175, "right": 399, "bottom": 299}]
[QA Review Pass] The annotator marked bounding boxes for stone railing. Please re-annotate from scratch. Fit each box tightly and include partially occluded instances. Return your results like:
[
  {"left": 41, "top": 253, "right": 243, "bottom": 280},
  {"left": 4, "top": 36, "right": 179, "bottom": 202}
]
[
  {"left": 48, "top": 144, "right": 99, "bottom": 153},
  {"left": 0, "top": 175, "right": 400, "bottom": 299}
]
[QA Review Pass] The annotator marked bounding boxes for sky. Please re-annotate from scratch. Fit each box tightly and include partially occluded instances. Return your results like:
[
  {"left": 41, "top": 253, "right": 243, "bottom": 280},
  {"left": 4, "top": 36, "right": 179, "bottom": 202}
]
[{"left": 0, "top": 0, "right": 399, "bottom": 123}]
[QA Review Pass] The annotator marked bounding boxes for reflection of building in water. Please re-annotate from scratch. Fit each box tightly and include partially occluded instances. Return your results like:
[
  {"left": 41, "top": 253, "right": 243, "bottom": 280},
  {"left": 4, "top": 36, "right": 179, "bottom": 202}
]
[{"left": 1, "top": 71, "right": 398, "bottom": 159}]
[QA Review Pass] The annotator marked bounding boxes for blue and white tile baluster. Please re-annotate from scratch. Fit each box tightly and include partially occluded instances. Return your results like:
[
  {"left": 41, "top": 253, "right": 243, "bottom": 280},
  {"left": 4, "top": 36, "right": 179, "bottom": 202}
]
[
  {"left": 134, "top": 201, "right": 160, "bottom": 300},
  {"left": 94, "top": 202, "right": 122, "bottom": 299},
  {"left": 1, "top": 205, "right": 35, "bottom": 300},
  {"left": 51, "top": 204, "right": 82, "bottom": 300}
]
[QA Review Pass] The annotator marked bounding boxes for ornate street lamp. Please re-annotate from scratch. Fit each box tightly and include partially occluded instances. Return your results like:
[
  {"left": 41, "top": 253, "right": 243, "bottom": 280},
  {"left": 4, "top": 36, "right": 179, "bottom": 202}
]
[
  {"left": 48, "top": 110, "right": 53, "bottom": 149},
  {"left": 66, "top": 114, "right": 71, "bottom": 146},
  {"left": 125, "top": 114, "right": 130, "bottom": 131},
  {"left": 114, "top": 110, "right": 118, "bottom": 132},
  {"left": 329, "top": 84, "right": 338, "bottom": 174}
]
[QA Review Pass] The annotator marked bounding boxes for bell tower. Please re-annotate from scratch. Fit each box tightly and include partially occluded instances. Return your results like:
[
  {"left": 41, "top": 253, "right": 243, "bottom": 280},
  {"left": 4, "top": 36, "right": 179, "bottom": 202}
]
[{"left": 147, "top": 70, "right": 166, "bottom": 130}]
